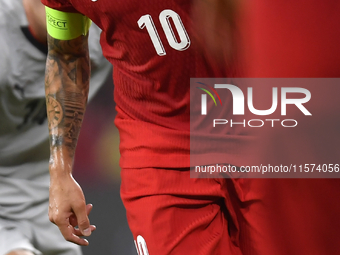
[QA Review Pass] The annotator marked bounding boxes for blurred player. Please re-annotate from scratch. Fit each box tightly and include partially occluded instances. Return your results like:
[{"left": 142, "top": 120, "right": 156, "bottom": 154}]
[
  {"left": 0, "top": 0, "right": 112, "bottom": 254},
  {"left": 241, "top": 1, "right": 340, "bottom": 255}
]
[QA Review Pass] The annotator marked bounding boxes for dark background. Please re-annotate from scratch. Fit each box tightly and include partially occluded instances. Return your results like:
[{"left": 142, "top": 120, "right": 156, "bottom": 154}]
[{"left": 73, "top": 74, "right": 136, "bottom": 255}]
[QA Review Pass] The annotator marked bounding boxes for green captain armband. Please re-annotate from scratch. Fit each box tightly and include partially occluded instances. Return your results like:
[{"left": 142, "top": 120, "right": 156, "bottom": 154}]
[{"left": 45, "top": 7, "right": 91, "bottom": 40}]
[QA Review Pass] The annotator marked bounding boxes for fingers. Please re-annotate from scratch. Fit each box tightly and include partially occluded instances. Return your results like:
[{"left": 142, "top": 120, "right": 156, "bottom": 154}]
[
  {"left": 49, "top": 202, "right": 95, "bottom": 246},
  {"left": 72, "top": 225, "right": 97, "bottom": 236},
  {"left": 69, "top": 215, "right": 96, "bottom": 234},
  {"left": 58, "top": 224, "right": 90, "bottom": 246},
  {"left": 50, "top": 215, "right": 89, "bottom": 246},
  {"left": 54, "top": 218, "right": 96, "bottom": 246},
  {"left": 72, "top": 202, "right": 92, "bottom": 236},
  {"left": 86, "top": 203, "right": 93, "bottom": 215},
  {"left": 69, "top": 203, "right": 94, "bottom": 227}
]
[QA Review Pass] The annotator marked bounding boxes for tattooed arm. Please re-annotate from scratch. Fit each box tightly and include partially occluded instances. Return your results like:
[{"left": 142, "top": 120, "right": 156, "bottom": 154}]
[{"left": 45, "top": 33, "right": 95, "bottom": 246}]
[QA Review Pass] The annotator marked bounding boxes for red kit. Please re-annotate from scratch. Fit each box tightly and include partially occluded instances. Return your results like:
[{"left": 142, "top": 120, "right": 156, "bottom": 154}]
[{"left": 42, "top": 0, "right": 340, "bottom": 254}]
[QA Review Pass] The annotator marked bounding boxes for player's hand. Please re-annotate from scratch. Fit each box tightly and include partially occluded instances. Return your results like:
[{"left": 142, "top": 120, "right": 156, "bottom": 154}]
[{"left": 48, "top": 174, "right": 96, "bottom": 246}]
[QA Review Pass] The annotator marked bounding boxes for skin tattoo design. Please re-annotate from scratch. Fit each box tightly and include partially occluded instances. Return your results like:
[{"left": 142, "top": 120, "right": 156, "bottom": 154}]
[{"left": 45, "top": 33, "right": 90, "bottom": 159}]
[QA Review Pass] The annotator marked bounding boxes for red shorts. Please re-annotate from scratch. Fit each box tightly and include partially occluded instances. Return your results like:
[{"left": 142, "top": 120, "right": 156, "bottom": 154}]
[
  {"left": 120, "top": 168, "right": 263, "bottom": 255},
  {"left": 121, "top": 168, "right": 340, "bottom": 255}
]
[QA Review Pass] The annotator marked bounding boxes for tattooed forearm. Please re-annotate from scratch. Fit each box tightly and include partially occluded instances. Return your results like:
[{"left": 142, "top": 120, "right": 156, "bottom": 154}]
[
  {"left": 45, "top": 33, "right": 90, "bottom": 160},
  {"left": 50, "top": 134, "right": 64, "bottom": 147}
]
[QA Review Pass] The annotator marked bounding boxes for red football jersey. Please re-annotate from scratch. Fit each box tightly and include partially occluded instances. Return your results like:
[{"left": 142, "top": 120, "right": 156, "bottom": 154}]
[{"left": 41, "top": 0, "right": 241, "bottom": 168}]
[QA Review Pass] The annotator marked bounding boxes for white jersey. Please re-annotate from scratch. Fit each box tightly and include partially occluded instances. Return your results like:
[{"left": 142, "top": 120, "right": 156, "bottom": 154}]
[{"left": 0, "top": 0, "right": 112, "bottom": 219}]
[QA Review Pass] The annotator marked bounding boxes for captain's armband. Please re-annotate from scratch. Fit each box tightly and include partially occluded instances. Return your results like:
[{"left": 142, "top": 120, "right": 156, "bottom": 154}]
[{"left": 45, "top": 7, "right": 91, "bottom": 40}]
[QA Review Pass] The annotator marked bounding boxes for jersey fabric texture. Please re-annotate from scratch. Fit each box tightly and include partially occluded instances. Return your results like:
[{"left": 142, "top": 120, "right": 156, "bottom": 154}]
[
  {"left": 39, "top": 1, "right": 255, "bottom": 255},
  {"left": 121, "top": 168, "right": 260, "bottom": 255},
  {"left": 39, "top": 1, "right": 257, "bottom": 255},
  {"left": 40, "top": 0, "right": 247, "bottom": 169}
]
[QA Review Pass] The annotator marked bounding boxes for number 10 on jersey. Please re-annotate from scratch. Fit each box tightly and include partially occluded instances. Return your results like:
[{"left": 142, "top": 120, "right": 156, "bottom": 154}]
[{"left": 138, "top": 9, "right": 191, "bottom": 56}]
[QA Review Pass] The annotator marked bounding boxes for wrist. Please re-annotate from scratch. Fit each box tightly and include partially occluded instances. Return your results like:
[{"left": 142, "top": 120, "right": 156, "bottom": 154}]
[{"left": 49, "top": 154, "right": 74, "bottom": 179}]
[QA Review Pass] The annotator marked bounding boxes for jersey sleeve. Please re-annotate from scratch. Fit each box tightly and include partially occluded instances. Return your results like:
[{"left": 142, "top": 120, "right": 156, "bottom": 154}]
[{"left": 41, "top": 0, "right": 79, "bottom": 13}]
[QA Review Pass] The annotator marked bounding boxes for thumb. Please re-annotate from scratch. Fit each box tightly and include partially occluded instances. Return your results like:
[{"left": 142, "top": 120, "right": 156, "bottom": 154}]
[{"left": 73, "top": 203, "right": 91, "bottom": 236}]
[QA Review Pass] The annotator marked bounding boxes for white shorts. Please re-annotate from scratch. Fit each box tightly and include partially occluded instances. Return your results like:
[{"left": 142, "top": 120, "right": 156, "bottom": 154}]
[{"left": 0, "top": 208, "right": 81, "bottom": 255}]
